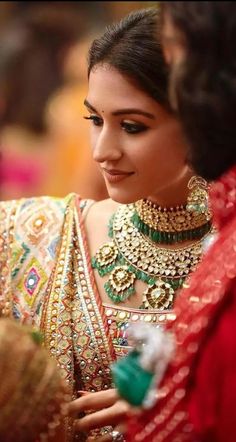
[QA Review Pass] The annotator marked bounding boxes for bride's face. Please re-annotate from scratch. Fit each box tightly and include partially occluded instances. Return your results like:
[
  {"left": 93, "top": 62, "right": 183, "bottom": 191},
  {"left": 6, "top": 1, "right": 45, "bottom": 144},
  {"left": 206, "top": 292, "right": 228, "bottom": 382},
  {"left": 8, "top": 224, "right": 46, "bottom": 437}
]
[{"left": 84, "top": 64, "right": 188, "bottom": 204}]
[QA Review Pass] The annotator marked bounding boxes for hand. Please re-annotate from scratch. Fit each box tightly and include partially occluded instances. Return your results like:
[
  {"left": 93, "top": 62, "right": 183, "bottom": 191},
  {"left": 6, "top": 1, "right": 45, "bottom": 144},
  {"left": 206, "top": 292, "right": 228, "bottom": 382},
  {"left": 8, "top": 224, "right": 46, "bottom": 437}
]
[{"left": 68, "top": 389, "right": 130, "bottom": 433}]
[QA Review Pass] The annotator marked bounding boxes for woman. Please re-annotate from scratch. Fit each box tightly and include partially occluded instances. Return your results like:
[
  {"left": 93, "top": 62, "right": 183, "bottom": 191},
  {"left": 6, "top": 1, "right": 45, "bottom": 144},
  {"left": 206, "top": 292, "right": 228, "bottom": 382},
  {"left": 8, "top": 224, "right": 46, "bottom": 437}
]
[
  {"left": 125, "top": 2, "right": 236, "bottom": 442},
  {"left": 0, "top": 8, "right": 213, "bottom": 441},
  {"left": 0, "top": 318, "right": 68, "bottom": 442}
]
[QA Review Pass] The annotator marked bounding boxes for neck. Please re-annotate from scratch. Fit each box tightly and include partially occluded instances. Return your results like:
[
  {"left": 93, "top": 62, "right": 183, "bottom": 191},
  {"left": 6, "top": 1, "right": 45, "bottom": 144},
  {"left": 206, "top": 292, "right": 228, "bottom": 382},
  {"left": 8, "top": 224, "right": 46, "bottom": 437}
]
[{"left": 147, "top": 170, "right": 193, "bottom": 208}]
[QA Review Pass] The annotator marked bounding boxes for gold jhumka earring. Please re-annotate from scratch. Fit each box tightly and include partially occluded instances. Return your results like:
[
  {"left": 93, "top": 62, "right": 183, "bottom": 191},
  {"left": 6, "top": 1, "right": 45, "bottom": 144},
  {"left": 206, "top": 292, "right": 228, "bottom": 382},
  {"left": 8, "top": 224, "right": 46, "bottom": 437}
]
[{"left": 186, "top": 176, "right": 210, "bottom": 218}]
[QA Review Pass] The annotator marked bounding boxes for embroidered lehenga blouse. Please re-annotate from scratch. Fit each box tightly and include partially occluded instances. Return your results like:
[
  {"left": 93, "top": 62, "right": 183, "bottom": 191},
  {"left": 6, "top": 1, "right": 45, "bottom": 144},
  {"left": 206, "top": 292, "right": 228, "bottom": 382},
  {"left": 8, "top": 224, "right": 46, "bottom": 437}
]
[{"left": 0, "top": 194, "right": 176, "bottom": 441}]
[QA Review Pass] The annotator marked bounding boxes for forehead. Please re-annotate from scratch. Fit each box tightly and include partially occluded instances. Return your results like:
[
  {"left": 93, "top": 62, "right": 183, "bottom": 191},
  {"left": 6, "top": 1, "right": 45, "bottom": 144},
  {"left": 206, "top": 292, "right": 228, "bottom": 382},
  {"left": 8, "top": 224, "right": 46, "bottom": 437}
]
[{"left": 87, "top": 65, "right": 160, "bottom": 110}]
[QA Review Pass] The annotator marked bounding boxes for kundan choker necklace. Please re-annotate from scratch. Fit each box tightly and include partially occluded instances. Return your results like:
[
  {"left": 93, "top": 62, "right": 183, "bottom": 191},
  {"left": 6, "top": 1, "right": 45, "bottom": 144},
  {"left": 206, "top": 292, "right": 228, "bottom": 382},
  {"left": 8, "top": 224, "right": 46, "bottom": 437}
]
[
  {"left": 92, "top": 200, "right": 213, "bottom": 309},
  {"left": 133, "top": 199, "right": 211, "bottom": 244}
]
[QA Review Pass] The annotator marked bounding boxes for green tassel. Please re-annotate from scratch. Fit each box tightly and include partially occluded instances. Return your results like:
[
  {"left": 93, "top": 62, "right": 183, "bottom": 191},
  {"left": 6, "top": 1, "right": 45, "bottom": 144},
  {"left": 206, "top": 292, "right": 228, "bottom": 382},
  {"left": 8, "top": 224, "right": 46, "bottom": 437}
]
[
  {"left": 131, "top": 212, "right": 211, "bottom": 245},
  {"left": 92, "top": 257, "right": 116, "bottom": 277},
  {"left": 104, "top": 282, "right": 135, "bottom": 303},
  {"left": 127, "top": 266, "right": 156, "bottom": 285},
  {"left": 168, "top": 278, "right": 185, "bottom": 291}
]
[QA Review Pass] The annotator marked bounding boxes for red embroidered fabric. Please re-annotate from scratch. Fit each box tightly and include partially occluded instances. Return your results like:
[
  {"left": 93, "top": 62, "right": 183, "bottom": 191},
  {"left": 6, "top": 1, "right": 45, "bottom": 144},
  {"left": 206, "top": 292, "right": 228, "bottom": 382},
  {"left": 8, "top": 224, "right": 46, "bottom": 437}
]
[{"left": 126, "top": 166, "right": 236, "bottom": 442}]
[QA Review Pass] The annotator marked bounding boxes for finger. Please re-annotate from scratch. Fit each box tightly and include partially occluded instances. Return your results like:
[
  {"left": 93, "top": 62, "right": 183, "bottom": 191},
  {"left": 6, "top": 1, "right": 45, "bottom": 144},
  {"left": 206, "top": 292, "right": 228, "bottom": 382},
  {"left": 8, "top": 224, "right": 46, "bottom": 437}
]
[
  {"left": 126, "top": 406, "right": 143, "bottom": 418},
  {"left": 69, "top": 389, "right": 118, "bottom": 417},
  {"left": 78, "top": 390, "right": 90, "bottom": 396},
  {"left": 74, "top": 400, "right": 129, "bottom": 432},
  {"left": 114, "top": 423, "right": 126, "bottom": 434}
]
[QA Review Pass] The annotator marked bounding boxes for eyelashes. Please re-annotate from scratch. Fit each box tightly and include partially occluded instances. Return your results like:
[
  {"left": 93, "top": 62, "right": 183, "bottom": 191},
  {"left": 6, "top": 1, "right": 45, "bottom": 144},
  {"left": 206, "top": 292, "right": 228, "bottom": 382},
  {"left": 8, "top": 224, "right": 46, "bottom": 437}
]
[
  {"left": 83, "top": 115, "right": 103, "bottom": 126},
  {"left": 83, "top": 115, "right": 148, "bottom": 134},
  {"left": 121, "top": 121, "right": 147, "bottom": 134}
]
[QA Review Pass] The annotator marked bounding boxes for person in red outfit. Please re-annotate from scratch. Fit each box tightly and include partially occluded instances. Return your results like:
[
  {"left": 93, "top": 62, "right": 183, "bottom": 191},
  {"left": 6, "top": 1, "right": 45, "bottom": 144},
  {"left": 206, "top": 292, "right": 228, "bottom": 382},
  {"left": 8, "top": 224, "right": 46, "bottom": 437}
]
[{"left": 126, "top": 2, "right": 236, "bottom": 442}]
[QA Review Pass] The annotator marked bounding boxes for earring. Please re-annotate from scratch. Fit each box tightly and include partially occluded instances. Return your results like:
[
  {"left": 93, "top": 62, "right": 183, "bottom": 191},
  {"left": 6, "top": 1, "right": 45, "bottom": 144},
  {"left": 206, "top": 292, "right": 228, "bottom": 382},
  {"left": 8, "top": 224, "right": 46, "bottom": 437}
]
[{"left": 186, "top": 176, "right": 209, "bottom": 215}]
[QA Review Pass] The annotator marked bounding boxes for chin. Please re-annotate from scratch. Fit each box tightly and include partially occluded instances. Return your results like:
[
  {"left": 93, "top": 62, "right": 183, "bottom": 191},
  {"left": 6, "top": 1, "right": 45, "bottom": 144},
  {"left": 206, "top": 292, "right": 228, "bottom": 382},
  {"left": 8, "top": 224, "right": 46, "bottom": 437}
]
[{"left": 107, "top": 187, "right": 142, "bottom": 205}]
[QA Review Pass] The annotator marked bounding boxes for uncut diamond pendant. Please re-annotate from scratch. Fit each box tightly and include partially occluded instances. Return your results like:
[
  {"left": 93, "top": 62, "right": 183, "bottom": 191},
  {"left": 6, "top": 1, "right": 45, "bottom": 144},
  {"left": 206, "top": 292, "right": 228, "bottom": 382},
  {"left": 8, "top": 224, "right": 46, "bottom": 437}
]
[
  {"left": 104, "top": 265, "right": 136, "bottom": 303},
  {"left": 142, "top": 279, "right": 175, "bottom": 310}
]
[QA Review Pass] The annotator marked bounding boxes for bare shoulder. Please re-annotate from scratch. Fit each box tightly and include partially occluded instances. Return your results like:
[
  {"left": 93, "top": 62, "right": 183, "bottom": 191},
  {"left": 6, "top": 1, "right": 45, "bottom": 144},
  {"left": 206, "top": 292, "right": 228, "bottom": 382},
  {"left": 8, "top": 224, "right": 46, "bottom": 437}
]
[
  {"left": 85, "top": 198, "right": 119, "bottom": 229},
  {"left": 84, "top": 199, "right": 119, "bottom": 251}
]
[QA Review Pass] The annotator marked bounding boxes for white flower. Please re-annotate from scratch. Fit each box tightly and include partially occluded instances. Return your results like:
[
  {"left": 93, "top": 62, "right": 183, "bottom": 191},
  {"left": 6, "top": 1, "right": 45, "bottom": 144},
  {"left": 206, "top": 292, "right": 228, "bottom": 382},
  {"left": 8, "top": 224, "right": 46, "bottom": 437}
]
[{"left": 127, "top": 323, "right": 175, "bottom": 409}]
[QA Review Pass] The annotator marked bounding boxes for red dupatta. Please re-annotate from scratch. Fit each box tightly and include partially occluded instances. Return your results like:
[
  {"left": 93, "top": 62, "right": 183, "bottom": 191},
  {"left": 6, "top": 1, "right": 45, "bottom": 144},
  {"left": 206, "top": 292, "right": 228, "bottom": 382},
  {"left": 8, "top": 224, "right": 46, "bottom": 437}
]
[{"left": 127, "top": 165, "right": 236, "bottom": 442}]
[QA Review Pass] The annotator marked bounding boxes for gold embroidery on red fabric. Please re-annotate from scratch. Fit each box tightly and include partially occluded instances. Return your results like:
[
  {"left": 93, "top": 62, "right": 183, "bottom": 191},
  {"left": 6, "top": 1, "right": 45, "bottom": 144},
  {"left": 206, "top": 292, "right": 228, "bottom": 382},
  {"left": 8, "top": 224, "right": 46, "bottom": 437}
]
[{"left": 132, "top": 217, "right": 236, "bottom": 442}]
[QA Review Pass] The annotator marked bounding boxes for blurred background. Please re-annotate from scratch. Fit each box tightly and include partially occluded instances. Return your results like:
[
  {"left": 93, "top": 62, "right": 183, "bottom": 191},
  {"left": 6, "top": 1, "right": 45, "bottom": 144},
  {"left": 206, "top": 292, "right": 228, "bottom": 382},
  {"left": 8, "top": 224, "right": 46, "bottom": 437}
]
[{"left": 0, "top": 1, "right": 156, "bottom": 201}]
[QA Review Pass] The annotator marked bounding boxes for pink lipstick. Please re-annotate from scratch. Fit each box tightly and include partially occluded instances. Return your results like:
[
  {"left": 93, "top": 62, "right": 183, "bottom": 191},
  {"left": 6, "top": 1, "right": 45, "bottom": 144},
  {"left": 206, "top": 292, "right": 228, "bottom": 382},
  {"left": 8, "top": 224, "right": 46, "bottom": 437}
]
[{"left": 102, "top": 168, "right": 134, "bottom": 183}]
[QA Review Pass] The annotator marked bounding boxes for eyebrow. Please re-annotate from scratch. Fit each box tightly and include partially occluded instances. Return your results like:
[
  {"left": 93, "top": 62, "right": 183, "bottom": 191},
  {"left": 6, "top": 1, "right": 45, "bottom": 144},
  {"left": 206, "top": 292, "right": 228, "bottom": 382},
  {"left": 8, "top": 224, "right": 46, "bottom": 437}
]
[{"left": 84, "top": 99, "right": 155, "bottom": 120}]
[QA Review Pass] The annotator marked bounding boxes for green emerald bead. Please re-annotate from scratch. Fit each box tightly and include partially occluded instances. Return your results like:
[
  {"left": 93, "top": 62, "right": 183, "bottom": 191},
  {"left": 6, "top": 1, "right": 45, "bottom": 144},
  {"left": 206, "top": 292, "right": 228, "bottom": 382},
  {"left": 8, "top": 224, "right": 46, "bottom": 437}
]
[
  {"left": 141, "top": 272, "right": 146, "bottom": 281},
  {"left": 131, "top": 210, "right": 211, "bottom": 245}
]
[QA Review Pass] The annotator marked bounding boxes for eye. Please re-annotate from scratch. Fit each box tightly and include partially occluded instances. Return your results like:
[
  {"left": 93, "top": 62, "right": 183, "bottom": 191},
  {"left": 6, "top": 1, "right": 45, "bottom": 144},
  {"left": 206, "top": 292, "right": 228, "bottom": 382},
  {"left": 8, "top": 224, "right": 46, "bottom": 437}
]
[
  {"left": 83, "top": 115, "right": 103, "bottom": 127},
  {"left": 121, "top": 121, "right": 147, "bottom": 134}
]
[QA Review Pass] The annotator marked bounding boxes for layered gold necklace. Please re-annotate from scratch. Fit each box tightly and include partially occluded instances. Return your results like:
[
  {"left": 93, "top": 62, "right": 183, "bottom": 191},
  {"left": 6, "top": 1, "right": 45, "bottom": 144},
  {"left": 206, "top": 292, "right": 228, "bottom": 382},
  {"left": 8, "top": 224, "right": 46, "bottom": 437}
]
[{"left": 92, "top": 200, "right": 213, "bottom": 309}]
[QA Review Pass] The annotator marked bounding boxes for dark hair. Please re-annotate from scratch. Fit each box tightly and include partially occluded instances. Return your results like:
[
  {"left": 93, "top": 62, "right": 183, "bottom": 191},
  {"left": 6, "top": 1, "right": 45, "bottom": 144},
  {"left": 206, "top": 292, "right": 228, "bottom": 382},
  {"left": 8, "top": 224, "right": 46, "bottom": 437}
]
[
  {"left": 0, "top": 6, "right": 81, "bottom": 134},
  {"left": 88, "top": 8, "right": 170, "bottom": 110},
  {"left": 161, "top": 1, "right": 236, "bottom": 181}
]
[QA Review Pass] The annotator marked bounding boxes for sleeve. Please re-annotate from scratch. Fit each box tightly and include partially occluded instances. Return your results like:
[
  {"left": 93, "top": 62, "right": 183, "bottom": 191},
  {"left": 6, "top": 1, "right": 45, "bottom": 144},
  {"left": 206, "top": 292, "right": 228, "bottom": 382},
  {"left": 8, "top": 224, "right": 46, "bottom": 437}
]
[
  {"left": 188, "top": 284, "right": 236, "bottom": 442},
  {"left": 0, "top": 194, "right": 75, "bottom": 322}
]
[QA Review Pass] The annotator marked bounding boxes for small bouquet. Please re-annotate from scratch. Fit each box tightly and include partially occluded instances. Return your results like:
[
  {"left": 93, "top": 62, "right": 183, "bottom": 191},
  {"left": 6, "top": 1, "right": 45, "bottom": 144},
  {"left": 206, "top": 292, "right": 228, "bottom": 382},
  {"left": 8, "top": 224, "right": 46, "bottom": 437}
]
[{"left": 111, "top": 323, "right": 175, "bottom": 409}]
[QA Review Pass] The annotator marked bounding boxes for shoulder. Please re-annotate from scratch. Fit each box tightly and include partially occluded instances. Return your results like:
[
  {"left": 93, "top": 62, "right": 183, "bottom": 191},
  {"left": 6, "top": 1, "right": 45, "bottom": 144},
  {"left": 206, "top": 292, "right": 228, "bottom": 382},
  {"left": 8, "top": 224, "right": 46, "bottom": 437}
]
[
  {"left": 82, "top": 198, "right": 120, "bottom": 248},
  {"left": 0, "top": 193, "right": 80, "bottom": 254},
  {"left": 0, "top": 193, "right": 77, "bottom": 222},
  {"left": 84, "top": 198, "right": 119, "bottom": 226}
]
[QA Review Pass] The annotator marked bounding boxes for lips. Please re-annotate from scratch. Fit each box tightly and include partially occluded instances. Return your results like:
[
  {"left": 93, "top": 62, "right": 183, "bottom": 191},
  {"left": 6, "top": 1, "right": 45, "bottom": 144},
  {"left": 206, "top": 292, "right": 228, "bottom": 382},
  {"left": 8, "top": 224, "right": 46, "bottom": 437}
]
[
  {"left": 103, "top": 168, "right": 133, "bottom": 175},
  {"left": 102, "top": 168, "right": 134, "bottom": 183}
]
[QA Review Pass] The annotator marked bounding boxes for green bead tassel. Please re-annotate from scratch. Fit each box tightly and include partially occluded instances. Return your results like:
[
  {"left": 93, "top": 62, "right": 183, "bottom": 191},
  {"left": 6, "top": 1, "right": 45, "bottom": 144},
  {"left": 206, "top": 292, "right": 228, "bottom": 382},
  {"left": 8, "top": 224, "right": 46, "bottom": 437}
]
[
  {"left": 104, "top": 282, "right": 135, "bottom": 303},
  {"left": 91, "top": 256, "right": 116, "bottom": 277},
  {"left": 131, "top": 212, "right": 211, "bottom": 245}
]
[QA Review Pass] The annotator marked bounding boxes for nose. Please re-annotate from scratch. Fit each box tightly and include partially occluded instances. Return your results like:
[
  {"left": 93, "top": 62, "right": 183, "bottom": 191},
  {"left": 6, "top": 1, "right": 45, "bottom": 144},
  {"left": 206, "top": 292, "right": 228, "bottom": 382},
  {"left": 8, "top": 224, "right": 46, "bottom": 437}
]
[{"left": 92, "top": 126, "right": 122, "bottom": 164}]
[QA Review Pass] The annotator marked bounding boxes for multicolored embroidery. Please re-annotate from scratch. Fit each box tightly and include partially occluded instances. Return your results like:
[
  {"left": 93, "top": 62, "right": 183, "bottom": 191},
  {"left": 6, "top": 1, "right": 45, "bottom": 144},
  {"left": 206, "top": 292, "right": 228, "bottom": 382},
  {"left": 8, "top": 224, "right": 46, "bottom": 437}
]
[
  {"left": 104, "top": 304, "right": 176, "bottom": 358},
  {"left": 0, "top": 193, "right": 176, "bottom": 441}
]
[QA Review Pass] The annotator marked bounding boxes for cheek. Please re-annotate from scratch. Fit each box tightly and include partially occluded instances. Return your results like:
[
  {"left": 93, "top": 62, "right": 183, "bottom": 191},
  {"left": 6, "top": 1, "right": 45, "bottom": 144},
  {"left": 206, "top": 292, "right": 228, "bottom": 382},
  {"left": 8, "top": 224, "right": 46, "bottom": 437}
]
[
  {"left": 90, "top": 127, "right": 99, "bottom": 151},
  {"left": 142, "top": 127, "right": 187, "bottom": 179},
  {"left": 148, "top": 150, "right": 185, "bottom": 182},
  {"left": 146, "top": 153, "right": 186, "bottom": 196}
]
